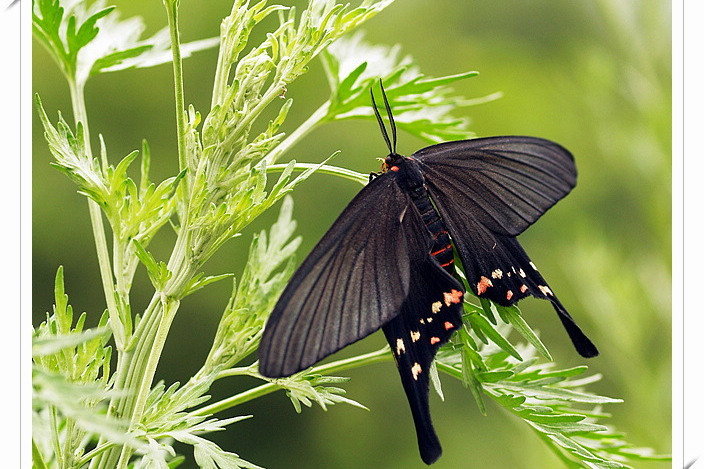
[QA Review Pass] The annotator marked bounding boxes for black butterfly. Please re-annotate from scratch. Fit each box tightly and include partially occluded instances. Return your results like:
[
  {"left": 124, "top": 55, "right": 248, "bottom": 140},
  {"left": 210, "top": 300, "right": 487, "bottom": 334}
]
[{"left": 258, "top": 82, "right": 598, "bottom": 465}]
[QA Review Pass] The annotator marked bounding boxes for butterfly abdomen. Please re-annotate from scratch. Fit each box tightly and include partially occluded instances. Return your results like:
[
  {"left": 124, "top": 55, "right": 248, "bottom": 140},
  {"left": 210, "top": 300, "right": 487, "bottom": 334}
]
[
  {"left": 395, "top": 156, "right": 456, "bottom": 274},
  {"left": 412, "top": 193, "right": 455, "bottom": 272}
]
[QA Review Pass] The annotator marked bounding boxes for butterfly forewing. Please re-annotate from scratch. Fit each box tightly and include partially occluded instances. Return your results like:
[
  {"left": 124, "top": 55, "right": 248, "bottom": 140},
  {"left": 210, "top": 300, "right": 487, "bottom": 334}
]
[
  {"left": 259, "top": 176, "right": 433, "bottom": 378},
  {"left": 414, "top": 136, "right": 577, "bottom": 236}
]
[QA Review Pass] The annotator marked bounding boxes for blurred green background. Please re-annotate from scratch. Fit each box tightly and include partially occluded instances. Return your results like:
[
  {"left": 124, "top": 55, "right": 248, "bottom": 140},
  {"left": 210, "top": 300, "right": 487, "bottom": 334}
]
[{"left": 32, "top": 1, "right": 671, "bottom": 468}]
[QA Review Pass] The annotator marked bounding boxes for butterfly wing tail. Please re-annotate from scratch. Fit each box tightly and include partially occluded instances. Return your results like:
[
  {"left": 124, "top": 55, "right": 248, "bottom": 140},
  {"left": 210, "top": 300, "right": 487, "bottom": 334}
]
[
  {"left": 382, "top": 317, "right": 442, "bottom": 465},
  {"left": 551, "top": 299, "right": 599, "bottom": 358},
  {"left": 381, "top": 257, "right": 465, "bottom": 465}
]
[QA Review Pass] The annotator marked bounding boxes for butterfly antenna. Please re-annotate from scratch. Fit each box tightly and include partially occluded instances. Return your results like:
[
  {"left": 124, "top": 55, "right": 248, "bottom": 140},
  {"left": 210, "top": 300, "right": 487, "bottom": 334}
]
[
  {"left": 379, "top": 80, "right": 397, "bottom": 154},
  {"left": 371, "top": 84, "right": 393, "bottom": 154}
]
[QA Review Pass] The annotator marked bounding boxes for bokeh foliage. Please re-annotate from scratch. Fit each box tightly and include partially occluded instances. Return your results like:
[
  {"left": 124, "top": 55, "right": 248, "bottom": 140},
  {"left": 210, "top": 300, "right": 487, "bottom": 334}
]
[{"left": 33, "top": 1, "right": 671, "bottom": 468}]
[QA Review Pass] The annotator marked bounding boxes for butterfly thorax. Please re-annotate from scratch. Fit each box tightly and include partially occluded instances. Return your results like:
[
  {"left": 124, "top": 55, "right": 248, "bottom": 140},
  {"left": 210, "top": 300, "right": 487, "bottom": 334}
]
[{"left": 384, "top": 154, "right": 424, "bottom": 194}]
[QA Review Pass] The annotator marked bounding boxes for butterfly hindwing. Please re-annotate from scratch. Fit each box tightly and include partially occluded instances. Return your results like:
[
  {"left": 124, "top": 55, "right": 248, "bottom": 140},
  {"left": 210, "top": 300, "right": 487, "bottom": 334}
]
[
  {"left": 259, "top": 174, "right": 433, "bottom": 378},
  {"left": 414, "top": 136, "right": 577, "bottom": 237},
  {"left": 427, "top": 200, "right": 597, "bottom": 358},
  {"left": 382, "top": 255, "right": 464, "bottom": 465},
  {"left": 413, "top": 136, "right": 597, "bottom": 358}
]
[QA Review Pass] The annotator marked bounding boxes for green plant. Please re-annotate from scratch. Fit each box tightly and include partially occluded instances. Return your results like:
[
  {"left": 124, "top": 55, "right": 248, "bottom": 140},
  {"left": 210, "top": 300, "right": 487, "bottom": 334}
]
[{"left": 32, "top": 1, "right": 668, "bottom": 468}]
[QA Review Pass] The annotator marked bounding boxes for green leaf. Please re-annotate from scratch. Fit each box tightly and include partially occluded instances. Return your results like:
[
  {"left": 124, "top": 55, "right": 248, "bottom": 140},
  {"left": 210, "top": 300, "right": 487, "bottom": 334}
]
[
  {"left": 66, "top": 6, "right": 115, "bottom": 57},
  {"left": 496, "top": 304, "right": 553, "bottom": 361},
  {"left": 32, "top": 327, "right": 109, "bottom": 357},
  {"left": 182, "top": 273, "right": 235, "bottom": 298},
  {"left": 275, "top": 372, "right": 368, "bottom": 414},
  {"left": 322, "top": 32, "right": 493, "bottom": 143},
  {"left": 133, "top": 240, "right": 172, "bottom": 291},
  {"left": 461, "top": 349, "right": 488, "bottom": 415},
  {"left": 428, "top": 361, "right": 444, "bottom": 401},
  {"left": 465, "top": 309, "right": 522, "bottom": 361}
]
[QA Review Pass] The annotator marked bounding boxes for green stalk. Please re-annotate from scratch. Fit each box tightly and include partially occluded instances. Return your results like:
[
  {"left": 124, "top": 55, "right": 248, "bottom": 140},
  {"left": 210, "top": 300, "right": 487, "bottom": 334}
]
[
  {"left": 267, "top": 163, "right": 368, "bottom": 185},
  {"left": 92, "top": 295, "right": 162, "bottom": 469},
  {"left": 109, "top": 5, "right": 191, "bottom": 467},
  {"left": 32, "top": 439, "right": 49, "bottom": 469},
  {"left": 69, "top": 75, "right": 129, "bottom": 469},
  {"left": 48, "top": 406, "right": 62, "bottom": 467},
  {"left": 193, "top": 347, "right": 391, "bottom": 416},
  {"left": 263, "top": 101, "right": 330, "bottom": 166},
  {"left": 68, "top": 78, "right": 125, "bottom": 350},
  {"left": 116, "top": 298, "right": 180, "bottom": 469},
  {"left": 75, "top": 442, "right": 115, "bottom": 468},
  {"left": 165, "top": 0, "right": 188, "bottom": 178}
]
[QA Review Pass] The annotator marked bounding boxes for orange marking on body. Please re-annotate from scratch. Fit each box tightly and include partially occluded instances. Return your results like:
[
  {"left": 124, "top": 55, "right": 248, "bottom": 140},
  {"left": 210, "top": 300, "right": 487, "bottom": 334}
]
[
  {"left": 443, "top": 289, "right": 463, "bottom": 306},
  {"left": 444, "top": 321, "right": 454, "bottom": 330},
  {"left": 506, "top": 290, "right": 514, "bottom": 301},
  {"left": 440, "top": 259, "right": 454, "bottom": 267},
  {"left": 430, "top": 244, "right": 452, "bottom": 256},
  {"left": 520, "top": 284, "right": 528, "bottom": 293},
  {"left": 430, "top": 337, "right": 441, "bottom": 345},
  {"left": 390, "top": 166, "right": 399, "bottom": 172},
  {"left": 433, "top": 230, "right": 448, "bottom": 239},
  {"left": 476, "top": 276, "right": 493, "bottom": 295}
]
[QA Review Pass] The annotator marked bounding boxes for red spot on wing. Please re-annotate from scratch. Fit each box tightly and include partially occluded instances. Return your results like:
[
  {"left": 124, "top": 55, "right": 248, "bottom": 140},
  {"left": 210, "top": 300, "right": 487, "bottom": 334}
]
[
  {"left": 430, "top": 337, "right": 441, "bottom": 345},
  {"left": 444, "top": 289, "right": 463, "bottom": 305},
  {"left": 444, "top": 321, "right": 454, "bottom": 330},
  {"left": 506, "top": 290, "right": 514, "bottom": 301},
  {"left": 520, "top": 284, "right": 528, "bottom": 293},
  {"left": 476, "top": 276, "right": 493, "bottom": 295}
]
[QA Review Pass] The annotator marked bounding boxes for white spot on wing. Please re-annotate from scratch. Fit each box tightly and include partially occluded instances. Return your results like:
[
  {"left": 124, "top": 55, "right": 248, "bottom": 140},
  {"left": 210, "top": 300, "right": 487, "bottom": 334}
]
[
  {"left": 410, "top": 331, "right": 421, "bottom": 342},
  {"left": 411, "top": 362, "right": 422, "bottom": 380},
  {"left": 431, "top": 301, "right": 442, "bottom": 313},
  {"left": 519, "top": 268, "right": 526, "bottom": 278},
  {"left": 530, "top": 261, "right": 538, "bottom": 270},
  {"left": 491, "top": 269, "right": 503, "bottom": 279},
  {"left": 396, "top": 338, "right": 406, "bottom": 354},
  {"left": 538, "top": 285, "right": 553, "bottom": 296}
]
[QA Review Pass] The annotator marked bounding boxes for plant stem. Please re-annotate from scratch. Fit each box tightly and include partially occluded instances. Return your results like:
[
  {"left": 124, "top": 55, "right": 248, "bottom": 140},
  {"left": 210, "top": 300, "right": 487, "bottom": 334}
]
[
  {"left": 267, "top": 162, "right": 367, "bottom": 185},
  {"left": 75, "top": 442, "right": 115, "bottom": 467},
  {"left": 193, "top": 347, "right": 391, "bottom": 416},
  {"left": 263, "top": 101, "right": 330, "bottom": 166},
  {"left": 68, "top": 78, "right": 125, "bottom": 350},
  {"left": 92, "top": 295, "right": 161, "bottom": 469},
  {"left": 165, "top": 0, "right": 188, "bottom": 178},
  {"left": 48, "top": 406, "right": 62, "bottom": 466},
  {"left": 32, "top": 439, "right": 49, "bottom": 469},
  {"left": 115, "top": 297, "right": 179, "bottom": 469}
]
